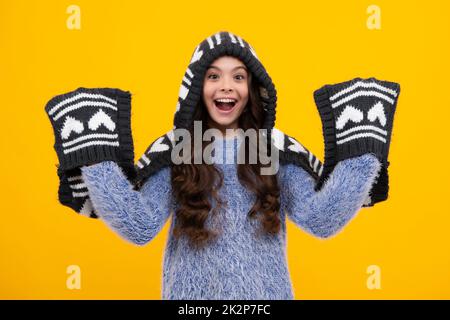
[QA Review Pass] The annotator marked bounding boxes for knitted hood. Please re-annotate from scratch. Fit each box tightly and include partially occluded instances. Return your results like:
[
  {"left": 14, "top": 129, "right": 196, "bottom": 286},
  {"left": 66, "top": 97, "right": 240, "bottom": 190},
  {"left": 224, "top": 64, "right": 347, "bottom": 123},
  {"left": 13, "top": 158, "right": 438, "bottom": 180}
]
[{"left": 172, "top": 31, "right": 277, "bottom": 131}]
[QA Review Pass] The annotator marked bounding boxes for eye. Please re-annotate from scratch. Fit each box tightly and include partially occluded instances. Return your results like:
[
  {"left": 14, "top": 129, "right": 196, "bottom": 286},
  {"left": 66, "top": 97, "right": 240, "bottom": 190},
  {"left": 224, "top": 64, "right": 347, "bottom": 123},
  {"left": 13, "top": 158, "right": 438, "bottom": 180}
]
[
  {"left": 235, "top": 74, "right": 246, "bottom": 80},
  {"left": 207, "top": 74, "right": 218, "bottom": 79}
]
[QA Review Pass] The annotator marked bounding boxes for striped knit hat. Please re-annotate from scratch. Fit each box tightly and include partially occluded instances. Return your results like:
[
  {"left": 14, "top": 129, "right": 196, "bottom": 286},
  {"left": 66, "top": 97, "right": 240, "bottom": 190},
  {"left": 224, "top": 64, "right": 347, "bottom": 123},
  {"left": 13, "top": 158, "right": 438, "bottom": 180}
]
[{"left": 173, "top": 31, "right": 277, "bottom": 131}]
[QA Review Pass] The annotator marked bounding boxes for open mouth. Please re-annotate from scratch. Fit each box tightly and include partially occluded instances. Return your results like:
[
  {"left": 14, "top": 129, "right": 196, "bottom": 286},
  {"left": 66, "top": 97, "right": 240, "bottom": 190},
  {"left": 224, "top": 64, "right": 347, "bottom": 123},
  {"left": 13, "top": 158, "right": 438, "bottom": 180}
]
[{"left": 214, "top": 98, "right": 237, "bottom": 112}]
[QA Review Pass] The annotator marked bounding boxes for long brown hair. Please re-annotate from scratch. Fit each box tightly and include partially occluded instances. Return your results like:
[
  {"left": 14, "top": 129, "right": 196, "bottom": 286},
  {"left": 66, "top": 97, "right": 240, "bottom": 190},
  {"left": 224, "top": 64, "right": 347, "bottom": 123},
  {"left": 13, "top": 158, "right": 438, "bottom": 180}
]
[{"left": 170, "top": 70, "right": 281, "bottom": 249}]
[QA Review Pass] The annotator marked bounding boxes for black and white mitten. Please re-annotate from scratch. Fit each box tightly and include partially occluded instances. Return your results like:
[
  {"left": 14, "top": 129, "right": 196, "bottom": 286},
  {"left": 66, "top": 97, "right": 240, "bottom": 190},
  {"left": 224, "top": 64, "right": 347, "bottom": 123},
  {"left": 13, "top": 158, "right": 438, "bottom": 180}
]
[
  {"left": 45, "top": 87, "right": 135, "bottom": 173},
  {"left": 313, "top": 77, "right": 400, "bottom": 204},
  {"left": 45, "top": 87, "right": 137, "bottom": 218}
]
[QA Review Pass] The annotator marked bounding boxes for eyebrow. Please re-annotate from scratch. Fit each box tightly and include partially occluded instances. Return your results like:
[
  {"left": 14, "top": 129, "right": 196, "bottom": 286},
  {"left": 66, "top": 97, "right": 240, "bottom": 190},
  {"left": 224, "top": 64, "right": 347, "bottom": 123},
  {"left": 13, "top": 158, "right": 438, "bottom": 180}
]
[{"left": 207, "top": 65, "right": 248, "bottom": 72}]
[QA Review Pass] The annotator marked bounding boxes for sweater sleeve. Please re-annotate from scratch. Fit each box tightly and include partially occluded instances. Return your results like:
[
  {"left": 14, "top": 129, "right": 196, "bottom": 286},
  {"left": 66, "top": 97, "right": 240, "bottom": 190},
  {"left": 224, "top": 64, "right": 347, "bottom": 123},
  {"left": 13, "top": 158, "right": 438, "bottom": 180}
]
[
  {"left": 80, "top": 161, "right": 173, "bottom": 246},
  {"left": 280, "top": 153, "right": 382, "bottom": 239}
]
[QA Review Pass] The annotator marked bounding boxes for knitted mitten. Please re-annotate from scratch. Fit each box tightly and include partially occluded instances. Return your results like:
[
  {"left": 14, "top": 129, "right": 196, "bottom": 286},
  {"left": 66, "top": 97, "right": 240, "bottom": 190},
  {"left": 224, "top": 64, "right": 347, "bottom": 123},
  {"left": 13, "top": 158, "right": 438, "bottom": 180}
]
[
  {"left": 45, "top": 87, "right": 135, "bottom": 173},
  {"left": 57, "top": 166, "right": 98, "bottom": 218},
  {"left": 313, "top": 77, "right": 400, "bottom": 204}
]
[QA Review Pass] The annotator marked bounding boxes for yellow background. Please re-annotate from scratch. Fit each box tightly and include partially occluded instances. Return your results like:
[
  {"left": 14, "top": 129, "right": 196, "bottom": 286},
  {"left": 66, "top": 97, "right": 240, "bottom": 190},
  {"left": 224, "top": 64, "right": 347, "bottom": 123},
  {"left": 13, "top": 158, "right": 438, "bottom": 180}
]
[{"left": 1, "top": 0, "right": 449, "bottom": 299}]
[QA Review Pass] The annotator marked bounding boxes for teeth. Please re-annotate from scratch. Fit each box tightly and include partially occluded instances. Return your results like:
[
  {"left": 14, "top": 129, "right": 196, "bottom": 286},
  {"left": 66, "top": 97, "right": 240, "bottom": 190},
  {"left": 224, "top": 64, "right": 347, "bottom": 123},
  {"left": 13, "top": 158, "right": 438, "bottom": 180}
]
[{"left": 215, "top": 98, "right": 236, "bottom": 103}]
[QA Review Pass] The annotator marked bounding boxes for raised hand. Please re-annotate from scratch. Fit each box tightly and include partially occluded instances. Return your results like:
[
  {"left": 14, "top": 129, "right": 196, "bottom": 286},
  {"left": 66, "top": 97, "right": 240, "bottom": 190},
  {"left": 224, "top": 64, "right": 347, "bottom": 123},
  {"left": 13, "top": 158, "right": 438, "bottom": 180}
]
[{"left": 313, "top": 77, "right": 400, "bottom": 205}]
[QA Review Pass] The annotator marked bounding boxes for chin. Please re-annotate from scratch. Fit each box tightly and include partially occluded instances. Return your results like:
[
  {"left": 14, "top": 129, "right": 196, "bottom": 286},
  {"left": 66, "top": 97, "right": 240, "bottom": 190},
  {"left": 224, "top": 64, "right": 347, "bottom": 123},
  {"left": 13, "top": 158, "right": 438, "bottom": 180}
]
[{"left": 208, "top": 114, "right": 234, "bottom": 126}]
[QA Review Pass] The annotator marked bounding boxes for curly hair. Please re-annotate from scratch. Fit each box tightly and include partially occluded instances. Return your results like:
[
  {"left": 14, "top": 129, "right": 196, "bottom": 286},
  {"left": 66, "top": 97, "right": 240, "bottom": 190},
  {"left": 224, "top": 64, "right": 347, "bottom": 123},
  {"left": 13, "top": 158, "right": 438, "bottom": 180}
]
[{"left": 171, "top": 70, "right": 281, "bottom": 249}]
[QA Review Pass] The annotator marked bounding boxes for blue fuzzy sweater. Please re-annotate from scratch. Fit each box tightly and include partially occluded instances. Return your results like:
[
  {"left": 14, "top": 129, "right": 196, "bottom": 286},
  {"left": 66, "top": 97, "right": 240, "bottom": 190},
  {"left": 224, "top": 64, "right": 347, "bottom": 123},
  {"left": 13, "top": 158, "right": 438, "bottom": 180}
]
[{"left": 80, "top": 136, "right": 381, "bottom": 300}]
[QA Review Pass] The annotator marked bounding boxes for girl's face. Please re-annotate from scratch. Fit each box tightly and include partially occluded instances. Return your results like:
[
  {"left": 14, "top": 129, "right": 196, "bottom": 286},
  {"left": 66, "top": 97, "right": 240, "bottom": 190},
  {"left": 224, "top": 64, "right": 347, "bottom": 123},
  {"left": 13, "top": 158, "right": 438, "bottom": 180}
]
[{"left": 202, "top": 56, "right": 249, "bottom": 135}]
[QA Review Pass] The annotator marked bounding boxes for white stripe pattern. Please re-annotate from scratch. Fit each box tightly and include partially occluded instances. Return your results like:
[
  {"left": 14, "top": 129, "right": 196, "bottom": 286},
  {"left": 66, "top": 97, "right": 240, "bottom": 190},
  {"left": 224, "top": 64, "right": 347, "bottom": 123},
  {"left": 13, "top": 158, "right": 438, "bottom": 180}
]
[
  {"left": 228, "top": 32, "right": 237, "bottom": 43},
  {"left": 141, "top": 154, "right": 150, "bottom": 165},
  {"left": 330, "top": 81, "right": 398, "bottom": 101},
  {"left": 176, "top": 66, "right": 196, "bottom": 113},
  {"left": 336, "top": 125, "right": 387, "bottom": 139},
  {"left": 337, "top": 132, "right": 386, "bottom": 145},
  {"left": 236, "top": 35, "right": 245, "bottom": 47},
  {"left": 318, "top": 165, "right": 323, "bottom": 177},
  {"left": 313, "top": 157, "right": 319, "bottom": 172},
  {"left": 137, "top": 151, "right": 152, "bottom": 169},
  {"left": 48, "top": 92, "right": 117, "bottom": 116},
  {"left": 68, "top": 173, "right": 89, "bottom": 199},
  {"left": 62, "top": 133, "right": 118, "bottom": 148},
  {"left": 70, "top": 182, "right": 87, "bottom": 190},
  {"left": 72, "top": 191, "right": 89, "bottom": 198},
  {"left": 178, "top": 85, "right": 189, "bottom": 100},
  {"left": 186, "top": 68, "right": 194, "bottom": 78},
  {"left": 179, "top": 67, "right": 194, "bottom": 100},
  {"left": 215, "top": 33, "right": 221, "bottom": 45},
  {"left": 63, "top": 140, "right": 120, "bottom": 154},
  {"left": 248, "top": 44, "right": 259, "bottom": 60},
  {"left": 331, "top": 90, "right": 395, "bottom": 109},
  {"left": 53, "top": 101, "right": 117, "bottom": 121},
  {"left": 79, "top": 199, "right": 94, "bottom": 216},
  {"left": 182, "top": 76, "right": 191, "bottom": 86},
  {"left": 206, "top": 36, "right": 214, "bottom": 49},
  {"left": 67, "top": 176, "right": 82, "bottom": 182}
]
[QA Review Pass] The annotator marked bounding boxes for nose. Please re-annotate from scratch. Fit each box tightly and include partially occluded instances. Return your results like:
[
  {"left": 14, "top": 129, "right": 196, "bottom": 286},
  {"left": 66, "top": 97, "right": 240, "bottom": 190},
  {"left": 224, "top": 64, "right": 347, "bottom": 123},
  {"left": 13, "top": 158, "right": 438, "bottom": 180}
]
[{"left": 220, "top": 76, "right": 233, "bottom": 93}]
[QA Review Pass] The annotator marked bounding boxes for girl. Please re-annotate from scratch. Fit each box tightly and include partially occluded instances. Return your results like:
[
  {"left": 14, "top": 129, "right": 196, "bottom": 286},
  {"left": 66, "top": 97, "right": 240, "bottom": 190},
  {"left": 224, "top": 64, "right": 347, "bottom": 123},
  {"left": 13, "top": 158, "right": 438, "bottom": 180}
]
[{"left": 45, "top": 31, "right": 400, "bottom": 300}]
